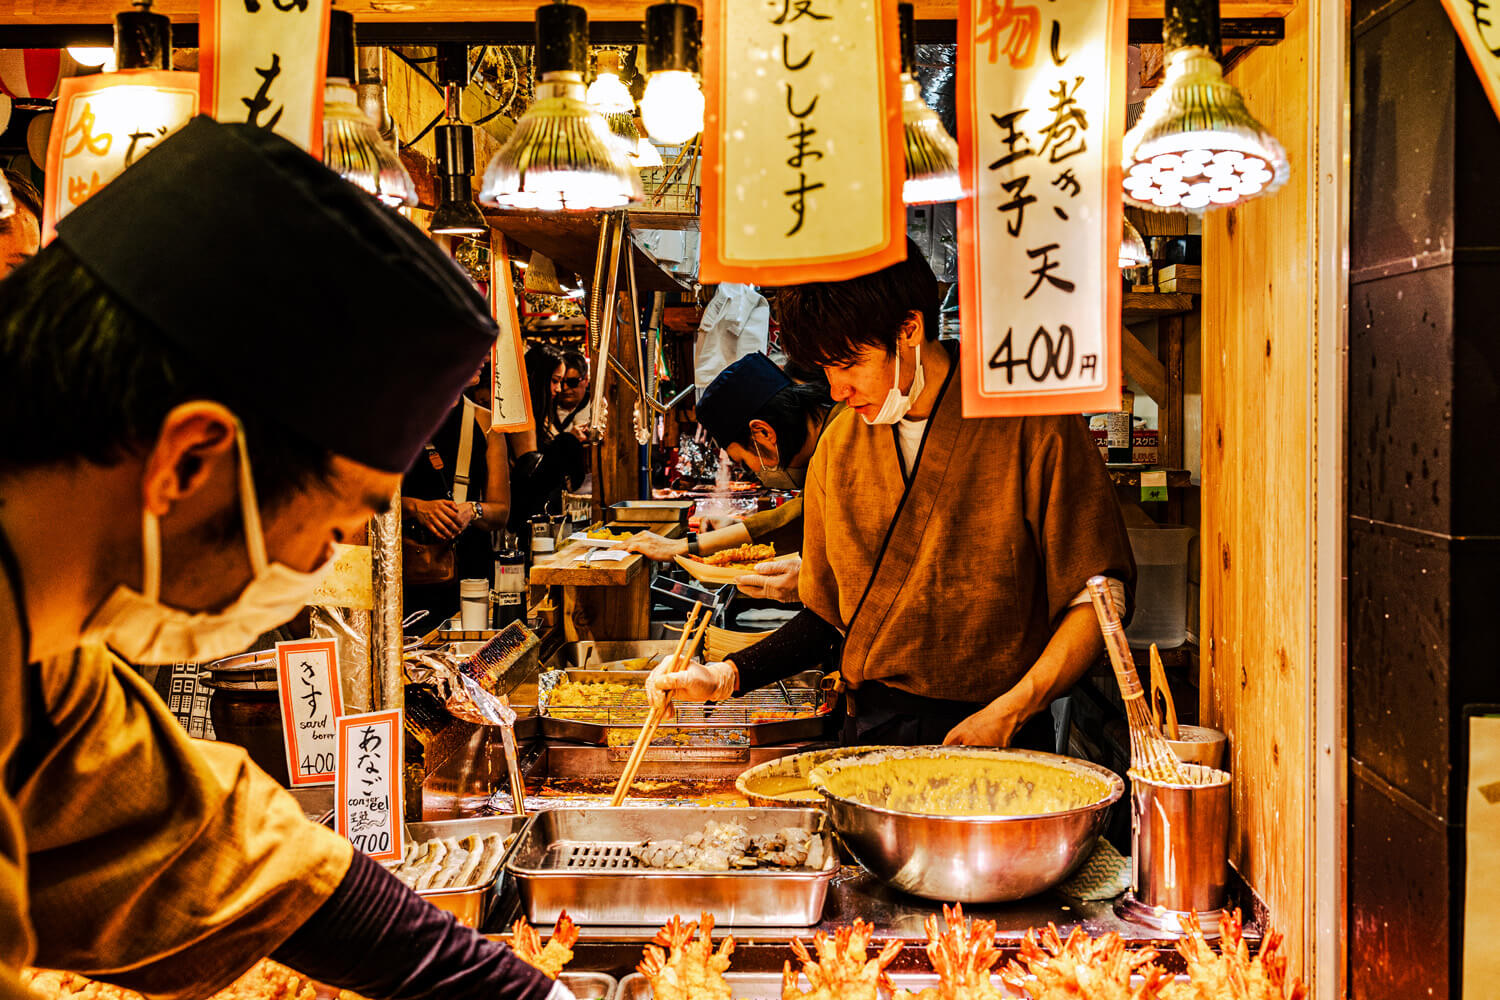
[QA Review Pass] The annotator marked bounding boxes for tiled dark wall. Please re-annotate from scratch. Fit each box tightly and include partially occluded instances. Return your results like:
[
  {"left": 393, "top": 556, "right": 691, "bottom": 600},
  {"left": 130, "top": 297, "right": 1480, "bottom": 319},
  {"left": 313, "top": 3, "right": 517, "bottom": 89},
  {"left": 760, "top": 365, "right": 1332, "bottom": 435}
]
[{"left": 1349, "top": 0, "right": 1500, "bottom": 995}]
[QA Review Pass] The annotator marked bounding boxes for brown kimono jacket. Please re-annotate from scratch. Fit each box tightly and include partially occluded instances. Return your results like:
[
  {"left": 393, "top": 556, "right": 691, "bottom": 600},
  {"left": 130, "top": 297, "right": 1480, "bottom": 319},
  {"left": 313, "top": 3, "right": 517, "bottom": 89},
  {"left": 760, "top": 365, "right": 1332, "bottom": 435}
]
[
  {"left": 1, "top": 553, "right": 352, "bottom": 1000},
  {"left": 799, "top": 353, "right": 1134, "bottom": 704}
]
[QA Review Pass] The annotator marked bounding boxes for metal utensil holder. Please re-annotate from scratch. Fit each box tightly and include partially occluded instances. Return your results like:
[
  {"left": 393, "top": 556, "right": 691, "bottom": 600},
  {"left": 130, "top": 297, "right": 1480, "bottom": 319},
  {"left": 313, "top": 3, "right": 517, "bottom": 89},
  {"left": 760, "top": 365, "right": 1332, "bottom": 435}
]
[{"left": 1116, "top": 762, "right": 1232, "bottom": 937}]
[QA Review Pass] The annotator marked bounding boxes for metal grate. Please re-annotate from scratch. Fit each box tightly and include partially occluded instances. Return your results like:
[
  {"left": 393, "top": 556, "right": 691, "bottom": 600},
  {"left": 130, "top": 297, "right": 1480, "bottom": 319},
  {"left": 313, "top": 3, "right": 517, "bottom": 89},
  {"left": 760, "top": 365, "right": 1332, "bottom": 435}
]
[{"left": 556, "top": 843, "right": 641, "bottom": 871}]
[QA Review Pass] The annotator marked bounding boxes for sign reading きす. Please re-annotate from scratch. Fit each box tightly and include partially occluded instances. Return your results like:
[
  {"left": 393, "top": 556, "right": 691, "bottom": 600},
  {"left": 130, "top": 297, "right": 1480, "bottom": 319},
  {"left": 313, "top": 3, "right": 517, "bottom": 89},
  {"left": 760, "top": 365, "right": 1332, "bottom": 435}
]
[
  {"left": 958, "top": 0, "right": 1126, "bottom": 417},
  {"left": 336, "top": 709, "right": 404, "bottom": 862},
  {"left": 701, "top": 0, "right": 905, "bottom": 283},
  {"left": 275, "top": 638, "right": 343, "bottom": 786},
  {"left": 43, "top": 72, "right": 198, "bottom": 243},
  {"left": 199, "top": 0, "right": 332, "bottom": 156}
]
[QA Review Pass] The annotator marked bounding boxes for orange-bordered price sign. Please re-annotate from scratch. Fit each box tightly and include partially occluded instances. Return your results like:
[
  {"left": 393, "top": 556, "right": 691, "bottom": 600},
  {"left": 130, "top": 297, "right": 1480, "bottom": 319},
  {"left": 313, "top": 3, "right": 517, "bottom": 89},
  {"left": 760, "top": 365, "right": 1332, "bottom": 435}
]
[
  {"left": 199, "top": 0, "right": 331, "bottom": 156},
  {"left": 701, "top": 0, "right": 905, "bottom": 284},
  {"left": 335, "top": 709, "right": 404, "bottom": 862},
  {"left": 490, "top": 237, "right": 534, "bottom": 434},
  {"left": 42, "top": 70, "right": 198, "bottom": 243},
  {"left": 957, "top": 0, "right": 1127, "bottom": 416},
  {"left": 275, "top": 638, "right": 343, "bottom": 787}
]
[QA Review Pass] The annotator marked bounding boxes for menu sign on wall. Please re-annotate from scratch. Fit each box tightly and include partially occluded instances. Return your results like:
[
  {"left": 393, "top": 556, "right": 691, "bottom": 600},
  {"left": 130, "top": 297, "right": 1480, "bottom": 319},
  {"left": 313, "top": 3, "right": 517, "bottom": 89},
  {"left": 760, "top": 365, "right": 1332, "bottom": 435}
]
[
  {"left": 275, "top": 638, "right": 342, "bottom": 787},
  {"left": 957, "top": 0, "right": 1126, "bottom": 416},
  {"left": 335, "top": 709, "right": 404, "bottom": 862},
  {"left": 490, "top": 237, "right": 534, "bottom": 433},
  {"left": 43, "top": 72, "right": 198, "bottom": 242},
  {"left": 199, "top": 0, "right": 331, "bottom": 155},
  {"left": 701, "top": 0, "right": 905, "bottom": 283}
]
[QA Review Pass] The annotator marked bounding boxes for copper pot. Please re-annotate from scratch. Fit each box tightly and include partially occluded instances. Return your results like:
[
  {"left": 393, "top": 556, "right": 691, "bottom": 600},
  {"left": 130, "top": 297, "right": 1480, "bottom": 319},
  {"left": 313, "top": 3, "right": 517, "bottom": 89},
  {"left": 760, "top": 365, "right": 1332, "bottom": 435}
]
[{"left": 200, "top": 650, "right": 290, "bottom": 786}]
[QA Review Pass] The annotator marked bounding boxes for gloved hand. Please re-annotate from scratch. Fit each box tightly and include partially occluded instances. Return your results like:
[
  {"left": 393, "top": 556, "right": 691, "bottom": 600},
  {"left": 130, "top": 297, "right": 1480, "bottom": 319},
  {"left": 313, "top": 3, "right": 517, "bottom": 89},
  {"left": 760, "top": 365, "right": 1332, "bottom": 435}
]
[
  {"left": 736, "top": 554, "right": 802, "bottom": 603},
  {"left": 546, "top": 981, "right": 578, "bottom": 1000},
  {"left": 646, "top": 656, "right": 739, "bottom": 720}
]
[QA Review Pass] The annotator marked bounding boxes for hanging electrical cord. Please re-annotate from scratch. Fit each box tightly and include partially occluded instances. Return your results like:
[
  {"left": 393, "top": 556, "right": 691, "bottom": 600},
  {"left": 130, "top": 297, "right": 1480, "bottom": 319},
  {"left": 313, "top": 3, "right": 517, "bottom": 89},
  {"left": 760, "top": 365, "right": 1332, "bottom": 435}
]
[{"left": 401, "top": 109, "right": 444, "bottom": 150}]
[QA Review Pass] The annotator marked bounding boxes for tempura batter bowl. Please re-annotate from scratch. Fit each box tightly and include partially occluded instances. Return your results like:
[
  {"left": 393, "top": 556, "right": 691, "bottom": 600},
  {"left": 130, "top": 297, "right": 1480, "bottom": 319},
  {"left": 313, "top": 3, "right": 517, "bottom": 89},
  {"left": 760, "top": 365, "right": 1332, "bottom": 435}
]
[{"left": 810, "top": 747, "right": 1123, "bottom": 903}]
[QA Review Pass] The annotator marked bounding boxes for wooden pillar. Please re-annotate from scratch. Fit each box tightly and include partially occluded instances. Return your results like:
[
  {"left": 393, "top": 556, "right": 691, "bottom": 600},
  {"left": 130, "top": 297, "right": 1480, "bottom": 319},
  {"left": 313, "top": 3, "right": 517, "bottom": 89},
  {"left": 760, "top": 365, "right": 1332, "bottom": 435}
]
[{"left": 592, "top": 285, "right": 645, "bottom": 517}]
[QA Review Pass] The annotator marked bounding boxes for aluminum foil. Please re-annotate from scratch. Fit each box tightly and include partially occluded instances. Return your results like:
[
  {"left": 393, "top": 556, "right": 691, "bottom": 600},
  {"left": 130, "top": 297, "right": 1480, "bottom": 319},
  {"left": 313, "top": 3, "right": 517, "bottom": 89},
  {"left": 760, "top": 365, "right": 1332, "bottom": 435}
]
[
  {"left": 407, "top": 649, "right": 519, "bottom": 728},
  {"left": 310, "top": 606, "right": 373, "bottom": 714},
  {"left": 370, "top": 499, "right": 405, "bottom": 712}
]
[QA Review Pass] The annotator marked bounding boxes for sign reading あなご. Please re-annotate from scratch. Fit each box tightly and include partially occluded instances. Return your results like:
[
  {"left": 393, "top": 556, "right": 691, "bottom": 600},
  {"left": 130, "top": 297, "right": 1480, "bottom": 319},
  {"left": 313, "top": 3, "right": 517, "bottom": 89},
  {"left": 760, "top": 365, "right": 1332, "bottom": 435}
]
[
  {"left": 335, "top": 709, "right": 404, "bottom": 862},
  {"left": 957, "top": 0, "right": 1126, "bottom": 416},
  {"left": 275, "top": 638, "right": 342, "bottom": 786}
]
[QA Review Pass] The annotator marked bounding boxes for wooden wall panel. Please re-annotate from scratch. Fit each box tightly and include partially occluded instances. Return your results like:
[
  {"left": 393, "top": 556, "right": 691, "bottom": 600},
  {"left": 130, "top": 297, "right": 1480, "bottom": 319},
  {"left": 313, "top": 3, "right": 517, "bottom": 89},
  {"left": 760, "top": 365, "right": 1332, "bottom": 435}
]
[{"left": 1200, "top": 0, "right": 1313, "bottom": 979}]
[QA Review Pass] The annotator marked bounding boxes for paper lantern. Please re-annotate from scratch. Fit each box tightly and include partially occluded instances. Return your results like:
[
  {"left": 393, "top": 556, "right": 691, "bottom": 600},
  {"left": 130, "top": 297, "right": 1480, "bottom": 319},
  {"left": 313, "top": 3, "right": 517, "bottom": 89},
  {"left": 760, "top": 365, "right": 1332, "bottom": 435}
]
[{"left": 0, "top": 49, "right": 62, "bottom": 101}]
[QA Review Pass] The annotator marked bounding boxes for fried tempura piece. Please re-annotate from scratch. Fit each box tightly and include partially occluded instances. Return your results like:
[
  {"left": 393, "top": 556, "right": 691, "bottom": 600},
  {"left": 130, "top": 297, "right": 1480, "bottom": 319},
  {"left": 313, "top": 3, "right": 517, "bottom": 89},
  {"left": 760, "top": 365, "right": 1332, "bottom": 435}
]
[
  {"left": 1000, "top": 924, "right": 1167, "bottom": 1000},
  {"left": 1157, "top": 910, "right": 1307, "bottom": 1000},
  {"left": 24, "top": 961, "right": 317, "bottom": 1000},
  {"left": 511, "top": 911, "right": 580, "bottom": 979},
  {"left": 782, "top": 918, "right": 902, "bottom": 1000},
  {"left": 892, "top": 904, "right": 1006, "bottom": 1000},
  {"left": 637, "top": 912, "right": 735, "bottom": 1000}
]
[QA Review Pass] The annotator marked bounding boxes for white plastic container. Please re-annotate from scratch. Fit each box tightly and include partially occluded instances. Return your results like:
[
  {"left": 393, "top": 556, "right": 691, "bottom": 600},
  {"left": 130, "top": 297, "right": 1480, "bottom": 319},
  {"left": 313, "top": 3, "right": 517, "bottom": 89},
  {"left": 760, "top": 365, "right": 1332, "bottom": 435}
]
[
  {"left": 1125, "top": 525, "right": 1193, "bottom": 650},
  {"left": 459, "top": 578, "right": 491, "bottom": 630}
]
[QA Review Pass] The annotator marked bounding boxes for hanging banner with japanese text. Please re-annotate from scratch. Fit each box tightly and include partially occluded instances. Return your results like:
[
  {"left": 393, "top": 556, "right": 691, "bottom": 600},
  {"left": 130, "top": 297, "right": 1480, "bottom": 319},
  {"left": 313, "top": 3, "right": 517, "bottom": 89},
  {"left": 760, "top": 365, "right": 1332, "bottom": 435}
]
[
  {"left": 199, "top": 0, "right": 331, "bottom": 156},
  {"left": 701, "top": 0, "right": 904, "bottom": 284},
  {"left": 43, "top": 71, "right": 198, "bottom": 243},
  {"left": 490, "top": 237, "right": 534, "bottom": 433},
  {"left": 957, "top": 0, "right": 1126, "bottom": 416},
  {"left": 1440, "top": 0, "right": 1500, "bottom": 125},
  {"left": 275, "top": 638, "right": 343, "bottom": 787},
  {"left": 335, "top": 708, "right": 404, "bottom": 862}
]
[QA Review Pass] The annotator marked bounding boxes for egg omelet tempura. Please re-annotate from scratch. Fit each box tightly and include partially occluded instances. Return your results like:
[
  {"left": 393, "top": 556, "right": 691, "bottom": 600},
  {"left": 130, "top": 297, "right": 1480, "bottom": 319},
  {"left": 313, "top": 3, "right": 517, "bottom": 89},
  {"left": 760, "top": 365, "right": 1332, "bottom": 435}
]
[{"left": 811, "top": 750, "right": 1111, "bottom": 817}]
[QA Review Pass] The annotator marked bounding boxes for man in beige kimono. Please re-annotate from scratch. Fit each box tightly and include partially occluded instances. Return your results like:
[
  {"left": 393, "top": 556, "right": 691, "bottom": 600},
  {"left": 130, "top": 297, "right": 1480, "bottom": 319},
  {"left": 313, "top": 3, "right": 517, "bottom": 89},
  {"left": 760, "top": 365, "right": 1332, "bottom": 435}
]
[
  {"left": 0, "top": 119, "right": 563, "bottom": 1000},
  {"left": 650, "top": 240, "right": 1134, "bottom": 749}
]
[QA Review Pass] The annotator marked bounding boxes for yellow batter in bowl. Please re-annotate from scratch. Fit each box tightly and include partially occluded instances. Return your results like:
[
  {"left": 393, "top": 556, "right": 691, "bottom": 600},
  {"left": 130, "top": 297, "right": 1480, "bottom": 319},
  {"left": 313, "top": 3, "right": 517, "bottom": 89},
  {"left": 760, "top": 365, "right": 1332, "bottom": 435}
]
[{"left": 808, "top": 747, "right": 1113, "bottom": 818}]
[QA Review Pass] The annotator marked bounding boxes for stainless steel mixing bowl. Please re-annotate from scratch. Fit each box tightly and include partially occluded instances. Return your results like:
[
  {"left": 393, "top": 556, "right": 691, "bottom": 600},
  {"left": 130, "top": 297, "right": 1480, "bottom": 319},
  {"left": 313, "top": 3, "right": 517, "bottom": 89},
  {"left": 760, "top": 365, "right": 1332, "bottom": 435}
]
[{"left": 810, "top": 747, "right": 1123, "bottom": 903}]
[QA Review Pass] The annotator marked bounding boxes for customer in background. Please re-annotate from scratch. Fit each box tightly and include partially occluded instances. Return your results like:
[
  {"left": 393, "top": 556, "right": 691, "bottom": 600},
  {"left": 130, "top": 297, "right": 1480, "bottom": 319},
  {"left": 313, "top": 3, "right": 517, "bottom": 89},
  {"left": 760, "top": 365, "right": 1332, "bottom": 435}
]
[
  {"left": 507, "top": 345, "right": 587, "bottom": 534},
  {"left": 401, "top": 366, "right": 509, "bottom": 630},
  {"left": 0, "top": 171, "right": 41, "bottom": 279},
  {"left": 550, "top": 349, "right": 591, "bottom": 439}
]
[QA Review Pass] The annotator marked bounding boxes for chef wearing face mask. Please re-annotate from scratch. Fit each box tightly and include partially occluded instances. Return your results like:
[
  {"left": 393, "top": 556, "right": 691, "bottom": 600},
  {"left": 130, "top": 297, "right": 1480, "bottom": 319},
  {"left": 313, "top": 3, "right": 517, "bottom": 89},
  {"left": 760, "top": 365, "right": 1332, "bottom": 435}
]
[
  {"left": 624, "top": 354, "right": 837, "bottom": 603},
  {"left": 0, "top": 119, "right": 568, "bottom": 1000},
  {"left": 648, "top": 240, "right": 1135, "bottom": 750}
]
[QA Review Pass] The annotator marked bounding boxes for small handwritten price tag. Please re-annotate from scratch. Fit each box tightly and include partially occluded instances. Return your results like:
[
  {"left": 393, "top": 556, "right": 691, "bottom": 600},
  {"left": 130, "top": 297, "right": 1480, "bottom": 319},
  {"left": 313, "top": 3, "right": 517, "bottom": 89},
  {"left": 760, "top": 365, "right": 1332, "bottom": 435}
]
[
  {"left": 335, "top": 709, "right": 404, "bottom": 862},
  {"left": 275, "top": 639, "right": 342, "bottom": 786}
]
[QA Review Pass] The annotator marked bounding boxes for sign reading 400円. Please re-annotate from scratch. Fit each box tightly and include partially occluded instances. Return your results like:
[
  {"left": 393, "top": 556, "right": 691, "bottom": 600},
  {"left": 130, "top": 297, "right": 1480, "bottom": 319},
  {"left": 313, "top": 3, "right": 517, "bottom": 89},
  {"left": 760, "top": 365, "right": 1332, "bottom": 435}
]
[{"left": 958, "top": 0, "right": 1127, "bottom": 417}]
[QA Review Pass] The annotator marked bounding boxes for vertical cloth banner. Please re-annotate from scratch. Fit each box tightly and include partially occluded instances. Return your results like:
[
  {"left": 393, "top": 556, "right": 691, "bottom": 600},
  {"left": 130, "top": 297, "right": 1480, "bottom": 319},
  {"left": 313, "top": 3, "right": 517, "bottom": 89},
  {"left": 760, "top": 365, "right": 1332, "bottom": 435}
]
[
  {"left": 1440, "top": 0, "right": 1500, "bottom": 124},
  {"left": 490, "top": 237, "right": 534, "bottom": 433},
  {"left": 957, "top": 0, "right": 1126, "bottom": 416},
  {"left": 42, "top": 71, "right": 199, "bottom": 243},
  {"left": 701, "top": 0, "right": 905, "bottom": 284},
  {"left": 199, "top": 0, "right": 331, "bottom": 156}
]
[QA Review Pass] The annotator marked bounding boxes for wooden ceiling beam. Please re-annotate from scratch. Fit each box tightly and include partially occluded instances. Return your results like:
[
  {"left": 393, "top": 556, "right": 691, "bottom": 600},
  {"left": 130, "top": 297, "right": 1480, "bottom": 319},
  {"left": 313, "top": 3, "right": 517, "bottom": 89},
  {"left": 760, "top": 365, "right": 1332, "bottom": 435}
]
[{"left": 0, "top": 0, "right": 1293, "bottom": 27}]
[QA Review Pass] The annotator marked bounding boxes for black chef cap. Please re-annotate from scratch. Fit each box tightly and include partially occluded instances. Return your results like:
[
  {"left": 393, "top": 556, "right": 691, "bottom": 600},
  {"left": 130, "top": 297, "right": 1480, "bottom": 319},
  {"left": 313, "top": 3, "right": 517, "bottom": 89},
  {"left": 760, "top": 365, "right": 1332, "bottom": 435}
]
[
  {"left": 696, "top": 352, "right": 793, "bottom": 447},
  {"left": 53, "top": 115, "right": 497, "bottom": 474}
]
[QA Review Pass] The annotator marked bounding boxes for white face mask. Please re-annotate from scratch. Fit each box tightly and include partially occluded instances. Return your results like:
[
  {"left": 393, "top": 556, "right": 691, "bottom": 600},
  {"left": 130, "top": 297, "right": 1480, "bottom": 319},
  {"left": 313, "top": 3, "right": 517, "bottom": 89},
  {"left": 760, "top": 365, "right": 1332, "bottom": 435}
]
[
  {"left": 751, "top": 439, "right": 805, "bottom": 490},
  {"left": 861, "top": 339, "right": 925, "bottom": 426},
  {"left": 83, "top": 425, "right": 336, "bottom": 665}
]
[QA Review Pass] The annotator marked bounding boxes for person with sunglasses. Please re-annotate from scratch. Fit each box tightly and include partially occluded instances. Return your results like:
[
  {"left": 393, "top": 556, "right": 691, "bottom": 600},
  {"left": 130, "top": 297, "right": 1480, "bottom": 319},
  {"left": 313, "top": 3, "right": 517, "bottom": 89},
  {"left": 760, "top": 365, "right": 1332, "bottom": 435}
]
[{"left": 549, "top": 351, "right": 591, "bottom": 440}]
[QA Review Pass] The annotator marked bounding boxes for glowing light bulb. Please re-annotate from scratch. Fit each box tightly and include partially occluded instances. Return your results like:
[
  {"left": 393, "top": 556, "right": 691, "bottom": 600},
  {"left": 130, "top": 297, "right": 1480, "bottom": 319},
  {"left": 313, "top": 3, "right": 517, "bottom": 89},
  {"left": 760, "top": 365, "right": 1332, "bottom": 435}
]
[
  {"left": 68, "top": 46, "right": 115, "bottom": 69},
  {"left": 640, "top": 70, "right": 704, "bottom": 145},
  {"left": 586, "top": 69, "right": 634, "bottom": 114}
]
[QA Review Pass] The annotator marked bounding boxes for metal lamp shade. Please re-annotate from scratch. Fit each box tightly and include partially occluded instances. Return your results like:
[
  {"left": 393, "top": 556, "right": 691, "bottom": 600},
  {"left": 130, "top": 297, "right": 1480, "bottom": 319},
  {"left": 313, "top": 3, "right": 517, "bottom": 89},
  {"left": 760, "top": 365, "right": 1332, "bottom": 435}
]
[
  {"left": 480, "top": 75, "right": 643, "bottom": 212},
  {"left": 323, "top": 81, "right": 417, "bottom": 208},
  {"left": 1119, "top": 216, "right": 1150, "bottom": 269},
  {"left": 901, "top": 75, "right": 963, "bottom": 205}
]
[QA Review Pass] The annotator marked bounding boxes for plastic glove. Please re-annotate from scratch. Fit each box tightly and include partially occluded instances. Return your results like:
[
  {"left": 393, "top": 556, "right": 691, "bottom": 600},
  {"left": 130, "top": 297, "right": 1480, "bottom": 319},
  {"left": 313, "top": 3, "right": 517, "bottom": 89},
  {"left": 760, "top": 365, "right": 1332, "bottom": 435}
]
[
  {"left": 646, "top": 656, "right": 739, "bottom": 720},
  {"left": 735, "top": 554, "right": 802, "bottom": 603},
  {"left": 546, "top": 981, "right": 578, "bottom": 1000}
]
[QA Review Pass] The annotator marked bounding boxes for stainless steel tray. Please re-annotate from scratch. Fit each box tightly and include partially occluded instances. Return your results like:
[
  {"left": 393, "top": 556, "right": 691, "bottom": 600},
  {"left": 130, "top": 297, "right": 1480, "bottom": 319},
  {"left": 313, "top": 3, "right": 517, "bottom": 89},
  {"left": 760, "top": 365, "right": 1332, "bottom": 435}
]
[
  {"left": 488, "top": 744, "right": 812, "bottom": 812},
  {"left": 507, "top": 807, "right": 837, "bottom": 927},
  {"left": 557, "top": 972, "right": 618, "bottom": 1000},
  {"left": 537, "top": 669, "right": 835, "bottom": 746},
  {"left": 615, "top": 973, "right": 967, "bottom": 1000},
  {"left": 403, "top": 815, "right": 529, "bottom": 929}
]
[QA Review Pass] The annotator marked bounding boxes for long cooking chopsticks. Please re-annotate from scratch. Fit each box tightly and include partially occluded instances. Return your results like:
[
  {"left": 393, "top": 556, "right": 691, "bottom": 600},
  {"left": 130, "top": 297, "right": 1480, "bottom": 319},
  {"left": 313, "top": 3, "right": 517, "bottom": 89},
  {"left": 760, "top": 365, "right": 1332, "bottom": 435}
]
[{"left": 610, "top": 602, "right": 709, "bottom": 807}]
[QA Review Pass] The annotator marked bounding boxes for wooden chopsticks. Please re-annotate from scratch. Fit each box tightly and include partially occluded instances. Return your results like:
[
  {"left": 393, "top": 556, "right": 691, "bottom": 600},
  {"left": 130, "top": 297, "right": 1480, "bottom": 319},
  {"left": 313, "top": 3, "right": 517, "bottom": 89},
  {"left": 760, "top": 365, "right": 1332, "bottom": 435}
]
[{"left": 610, "top": 602, "right": 711, "bottom": 806}]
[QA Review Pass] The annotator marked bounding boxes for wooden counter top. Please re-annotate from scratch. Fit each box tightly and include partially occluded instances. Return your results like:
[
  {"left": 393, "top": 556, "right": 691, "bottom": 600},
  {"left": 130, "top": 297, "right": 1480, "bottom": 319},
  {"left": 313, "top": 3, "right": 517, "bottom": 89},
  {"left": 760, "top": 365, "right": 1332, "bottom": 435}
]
[{"left": 529, "top": 541, "right": 647, "bottom": 588}]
